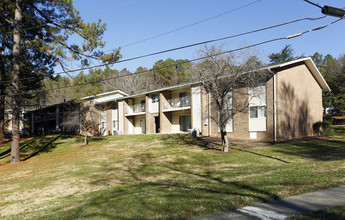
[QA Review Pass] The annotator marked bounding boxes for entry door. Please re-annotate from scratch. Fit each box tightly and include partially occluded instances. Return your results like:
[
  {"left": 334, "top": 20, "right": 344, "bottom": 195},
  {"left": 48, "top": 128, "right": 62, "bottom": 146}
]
[
  {"left": 155, "top": 116, "right": 160, "bottom": 133},
  {"left": 140, "top": 119, "right": 146, "bottom": 134},
  {"left": 179, "top": 115, "right": 191, "bottom": 132}
]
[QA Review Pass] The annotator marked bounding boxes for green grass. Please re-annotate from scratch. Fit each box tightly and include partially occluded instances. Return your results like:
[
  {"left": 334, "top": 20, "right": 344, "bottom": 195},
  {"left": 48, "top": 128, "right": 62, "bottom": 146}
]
[
  {"left": 293, "top": 205, "right": 345, "bottom": 219},
  {"left": 0, "top": 130, "right": 345, "bottom": 219}
]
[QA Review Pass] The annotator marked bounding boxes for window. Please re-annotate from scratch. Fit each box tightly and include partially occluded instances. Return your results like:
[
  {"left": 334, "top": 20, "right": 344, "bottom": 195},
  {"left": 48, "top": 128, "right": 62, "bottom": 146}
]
[
  {"left": 250, "top": 106, "right": 266, "bottom": 118},
  {"left": 249, "top": 85, "right": 267, "bottom": 131},
  {"left": 113, "top": 120, "right": 118, "bottom": 129},
  {"left": 179, "top": 92, "right": 191, "bottom": 107},
  {"left": 111, "top": 102, "right": 118, "bottom": 110},
  {"left": 140, "top": 99, "right": 145, "bottom": 111},
  {"left": 179, "top": 92, "right": 190, "bottom": 98},
  {"left": 151, "top": 94, "right": 160, "bottom": 103},
  {"left": 179, "top": 115, "right": 191, "bottom": 132},
  {"left": 101, "top": 122, "right": 105, "bottom": 129}
]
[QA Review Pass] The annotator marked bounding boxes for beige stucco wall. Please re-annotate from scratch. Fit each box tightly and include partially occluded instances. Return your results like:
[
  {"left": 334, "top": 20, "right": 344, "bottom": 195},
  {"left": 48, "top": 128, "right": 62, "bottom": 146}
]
[
  {"left": 276, "top": 64, "right": 323, "bottom": 141},
  {"left": 123, "top": 99, "right": 130, "bottom": 134},
  {"left": 160, "top": 92, "right": 172, "bottom": 133},
  {"left": 134, "top": 115, "right": 146, "bottom": 134},
  {"left": 146, "top": 113, "right": 159, "bottom": 134}
]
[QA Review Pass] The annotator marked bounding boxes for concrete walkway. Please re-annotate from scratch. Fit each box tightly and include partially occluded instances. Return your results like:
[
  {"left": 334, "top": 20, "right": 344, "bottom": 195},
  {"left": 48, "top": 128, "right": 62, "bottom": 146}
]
[{"left": 194, "top": 185, "right": 345, "bottom": 220}]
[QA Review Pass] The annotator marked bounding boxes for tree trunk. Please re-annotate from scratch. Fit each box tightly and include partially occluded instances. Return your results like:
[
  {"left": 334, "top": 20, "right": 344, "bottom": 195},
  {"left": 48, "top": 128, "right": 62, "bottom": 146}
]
[
  {"left": 0, "top": 96, "right": 4, "bottom": 139},
  {"left": 0, "top": 41, "right": 6, "bottom": 139},
  {"left": 84, "top": 134, "right": 88, "bottom": 145},
  {"left": 221, "top": 129, "right": 229, "bottom": 152},
  {"left": 11, "top": 0, "right": 22, "bottom": 163}
]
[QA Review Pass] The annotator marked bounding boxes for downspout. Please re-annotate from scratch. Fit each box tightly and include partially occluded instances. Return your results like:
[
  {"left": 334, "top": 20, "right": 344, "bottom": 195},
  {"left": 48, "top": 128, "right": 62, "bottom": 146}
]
[
  {"left": 268, "top": 68, "right": 277, "bottom": 143},
  {"left": 99, "top": 108, "right": 101, "bottom": 136},
  {"left": 208, "top": 92, "right": 211, "bottom": 136}
]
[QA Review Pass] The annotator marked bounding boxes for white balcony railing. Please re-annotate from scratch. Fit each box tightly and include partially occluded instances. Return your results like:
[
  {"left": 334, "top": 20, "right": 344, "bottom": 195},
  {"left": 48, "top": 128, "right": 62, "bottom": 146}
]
[
  {"left": 126, "top": 103, "right": 146, "bottom": 114},
  {"left": 163, "top": 96, "right": 191, "bottom": 110}
]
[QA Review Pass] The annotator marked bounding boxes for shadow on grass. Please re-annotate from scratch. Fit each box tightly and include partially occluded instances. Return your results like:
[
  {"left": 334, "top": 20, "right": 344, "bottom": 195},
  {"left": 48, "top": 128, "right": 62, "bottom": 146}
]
[
  {"left": 163, "top": 134, "right": 345, "bottom": 162},
  {"left": 22, "top": 135, "right": 62, "bottom": 161},
  {"left": 41, "top": 151, "right": 281, "bottom": 220},
  {"left": 160, "top": 134, "right": 290, "bottom": 163},
  {"left": 0, "top": 134, "right": 107, "bottom": 164},
  {"left": 0, "top": 137, "right": 38, "bottom": 160},
  {"left": 273, "top": 137, "right": 345, "bottom": 161},
  {"left": 294, "top": 207, "right": 345, "bottom": 219},
  {"left": 0, "top": 135, "right": 64, "bottom": 162}
]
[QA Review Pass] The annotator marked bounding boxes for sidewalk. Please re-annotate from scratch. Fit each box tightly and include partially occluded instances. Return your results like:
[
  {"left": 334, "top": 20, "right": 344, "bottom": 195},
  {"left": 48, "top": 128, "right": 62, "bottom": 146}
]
[{"left": 194, "top": 185, "right": 345, "bottom": 220}]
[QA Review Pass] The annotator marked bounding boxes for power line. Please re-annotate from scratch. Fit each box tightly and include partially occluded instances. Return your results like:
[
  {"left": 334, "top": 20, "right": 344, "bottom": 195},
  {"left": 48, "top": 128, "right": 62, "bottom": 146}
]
[
  {"left": 49, "top": 15, "right": 329, "bottom": 75},
  {"left": 0, "top": 14, "right": 327, "bottom": 85},
  {"left": 0, "top": 14, "right": 331, "bottom": 86},
  {"left": 2, "top": 17, "right": 344, "bottom": 98},
  {"left": 303, "top": 0, "right": 323, "bottom": 9},
  {"left": 20, "top": 0, "right": 261, "bottom": 39},
  {"left": 120, "top": 0, "right": 264, "bottom": 48}
]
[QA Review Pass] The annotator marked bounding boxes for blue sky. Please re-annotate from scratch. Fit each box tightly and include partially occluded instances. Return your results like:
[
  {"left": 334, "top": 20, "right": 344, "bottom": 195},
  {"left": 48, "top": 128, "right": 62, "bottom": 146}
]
[{"left": 69, "top": 0, "right": 345, "bottom": 74}]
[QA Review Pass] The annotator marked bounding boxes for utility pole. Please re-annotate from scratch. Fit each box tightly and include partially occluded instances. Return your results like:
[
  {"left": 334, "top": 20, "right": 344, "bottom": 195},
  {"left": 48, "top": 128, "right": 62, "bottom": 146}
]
[
  {"left": 11, "top": 0, "right": 22, "bottom": 163},
  {"left": 303, "top": 0, "right": 345, "bottom": 18}
]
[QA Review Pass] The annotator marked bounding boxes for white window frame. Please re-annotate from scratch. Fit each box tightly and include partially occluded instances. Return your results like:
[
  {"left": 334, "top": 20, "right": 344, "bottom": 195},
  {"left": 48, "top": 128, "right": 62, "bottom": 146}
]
[
  {"left": 113, "top": 120, "right": 118, "bottom": 129},
  {"left": 249, "top": 85, "right": 267, "bottom": 132}
]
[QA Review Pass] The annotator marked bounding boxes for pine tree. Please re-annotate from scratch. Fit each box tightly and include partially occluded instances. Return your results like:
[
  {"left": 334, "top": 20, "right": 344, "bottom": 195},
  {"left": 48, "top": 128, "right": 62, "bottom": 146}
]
[{"left": 3, "top": 0, "right": 120, "bottom": 163}]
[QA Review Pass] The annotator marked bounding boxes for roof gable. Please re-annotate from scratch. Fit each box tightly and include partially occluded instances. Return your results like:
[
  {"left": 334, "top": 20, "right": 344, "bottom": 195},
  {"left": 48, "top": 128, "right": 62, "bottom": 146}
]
[{"left": 268, "top": 57, "right": 331, "bottom": 92}]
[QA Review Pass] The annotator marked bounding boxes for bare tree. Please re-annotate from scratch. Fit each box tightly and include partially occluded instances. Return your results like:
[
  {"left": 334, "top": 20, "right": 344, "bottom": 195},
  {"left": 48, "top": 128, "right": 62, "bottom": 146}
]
[
  {"left": 194, "top": 45, "right": 267, "bottom": 152},
  {"left": 79, "top": 101, "right": 100, "bottom": 145},
  {"left": 117, "top": 68, "right": 146, "bottom": 95}
]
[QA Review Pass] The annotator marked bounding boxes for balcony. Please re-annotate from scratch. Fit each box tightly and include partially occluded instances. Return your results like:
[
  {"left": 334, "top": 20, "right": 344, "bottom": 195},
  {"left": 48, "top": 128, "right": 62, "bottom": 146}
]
[
  {"left": 163, "top": 96, "right": 191, "bottom": 112},
  {"left": 125, "top": 103, "right": 146, "bottom": 116}
]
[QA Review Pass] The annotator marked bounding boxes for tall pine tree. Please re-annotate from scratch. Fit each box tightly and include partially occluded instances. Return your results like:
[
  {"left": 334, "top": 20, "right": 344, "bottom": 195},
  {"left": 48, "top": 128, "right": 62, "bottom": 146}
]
[{"left": 3, "top": 0, "right": 120, "bottom": 163}]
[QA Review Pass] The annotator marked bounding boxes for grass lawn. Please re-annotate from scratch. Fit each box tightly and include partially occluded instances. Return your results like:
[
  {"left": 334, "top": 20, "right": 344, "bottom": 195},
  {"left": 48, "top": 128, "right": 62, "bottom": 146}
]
[
  {"left": 293, "top": 205, "right": 345, "bottom": 219},
  {"left": 0, "top": 128, "right": 345, "bottom": 219}
]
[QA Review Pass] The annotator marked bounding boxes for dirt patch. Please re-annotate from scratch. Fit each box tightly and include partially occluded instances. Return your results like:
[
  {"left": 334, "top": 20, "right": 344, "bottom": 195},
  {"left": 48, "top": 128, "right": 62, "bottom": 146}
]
[
  {"left": 79, "top": 144, "right": 93, "bottom": 148},
  {"left": 0, "top": 136, "right": 35, "bottom": 146},
  {"left": 197, "top": 136, "right": 271, "bottom": 150},
  {"left": 0, "top": 160, "right": 28, "bottom": 170}
]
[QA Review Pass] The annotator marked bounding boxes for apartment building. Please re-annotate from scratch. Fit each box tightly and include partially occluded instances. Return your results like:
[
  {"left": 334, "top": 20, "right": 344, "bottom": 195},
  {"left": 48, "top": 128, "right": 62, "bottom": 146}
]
[
  {"left": 93, "top": 57, "right": 330, "bottom": 142},
  {"left": 22, "top": 57, "right": 330, "bottom": 142}
]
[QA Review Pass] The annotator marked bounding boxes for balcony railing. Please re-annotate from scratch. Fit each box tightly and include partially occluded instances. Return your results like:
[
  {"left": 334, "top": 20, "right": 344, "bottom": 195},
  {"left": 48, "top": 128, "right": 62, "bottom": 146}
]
[
  {"left": 126, "top": 103, "right": 146, "bottom": 115},
  {"left": 163, "top": 96, "right": 191, "bottom": 110}
]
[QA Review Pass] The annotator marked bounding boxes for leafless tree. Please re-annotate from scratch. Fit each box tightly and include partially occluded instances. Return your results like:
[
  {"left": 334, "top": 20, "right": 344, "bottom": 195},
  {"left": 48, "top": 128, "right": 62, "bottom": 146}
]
[
  {"left": 79, "top": 101, "right": 100, "bottom": 145},
  {"left": 194, "top": 45, "right": 267, "bottom": 152}
]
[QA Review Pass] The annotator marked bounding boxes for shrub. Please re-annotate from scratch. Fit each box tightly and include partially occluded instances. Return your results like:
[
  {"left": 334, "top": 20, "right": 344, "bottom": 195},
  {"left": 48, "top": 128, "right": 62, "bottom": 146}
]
[
  {"left": 323, "top": 127, "right": 335, "bottom": 136},
  {"left": 313, "top": 121, "right": 323, "bottom": 136},
  {"left": 313, "top": 121, "right": 333, "bottom": 136}
]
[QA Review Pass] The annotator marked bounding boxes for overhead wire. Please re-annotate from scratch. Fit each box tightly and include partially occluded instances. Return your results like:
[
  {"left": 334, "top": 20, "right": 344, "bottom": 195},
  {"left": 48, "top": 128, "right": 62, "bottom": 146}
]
[
  {"left": 19, "top": 0, "right": 261, "bottom": 39},
  {"left": 0, "top": 14, "right": 327, "bottom": 85},
  {"left": 120, "top": 0, "right": 263, "bottom": 48},
  {"left": 303, "top": 0, "right": 323, "bottom": 9},
  {"left": 2, "top": 17, "right": 344, "bottom": 98},
  {"left": 52, "top": 15, "right": 328, "bottom": 75}
]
